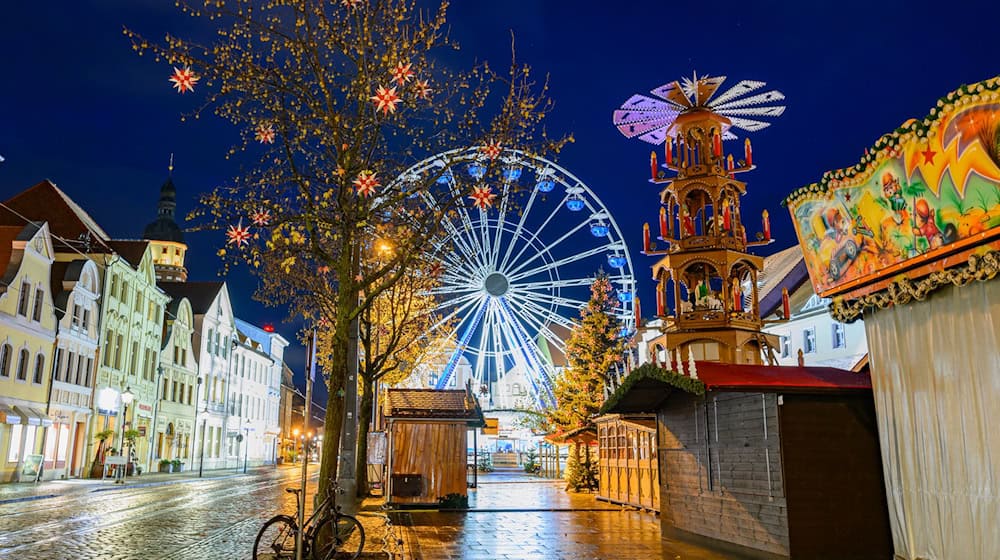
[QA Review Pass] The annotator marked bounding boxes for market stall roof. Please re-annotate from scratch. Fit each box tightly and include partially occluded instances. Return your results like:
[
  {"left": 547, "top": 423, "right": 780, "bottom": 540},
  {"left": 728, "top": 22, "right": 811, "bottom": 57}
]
[
  {"left": 384, "top": 388, "right": 485, "bottom": 427},
  {"left": 544, "top": 425, "right": 597, "bottom": 445},
  {"left": 601, "top": 362, "right": 872, "bottom": 414}
]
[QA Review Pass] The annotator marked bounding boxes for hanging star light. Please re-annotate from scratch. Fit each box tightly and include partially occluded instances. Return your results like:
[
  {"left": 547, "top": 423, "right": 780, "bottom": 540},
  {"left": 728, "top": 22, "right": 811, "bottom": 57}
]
[
  {"left": 392, "top": 62, "right": 415, "bottom": 85},
  {"left": 341, "top": 0, "right": 362, "bottom": 8},
  {"left": 481, "top": 140, "right": 502, "bottom": 160},
  {"left": 353, "top": 170, "right": 380, "bottom": 197},
  {"left": 371, "top": 85, "right": 401, "bottom": 115},
  {"left": 414, "top": 79, "right": 432, "bottom": 100},
  {"left": 469, "top": 186, "right": 497, "bottom": 209},
  {"left": 254, "top": 124, "right": 276, "bottom": 144},
  {"left": 613, "top": 72, "right": 785, "bottom": 144},
  {"left": 251, "top": 208, "right": 271, "bottom": 227},
  {"left": 168, "top": 66, "right": 199, "bottom": 94},
  {"left": 226, "top": 220, "right": 252, "bottom": 247}
]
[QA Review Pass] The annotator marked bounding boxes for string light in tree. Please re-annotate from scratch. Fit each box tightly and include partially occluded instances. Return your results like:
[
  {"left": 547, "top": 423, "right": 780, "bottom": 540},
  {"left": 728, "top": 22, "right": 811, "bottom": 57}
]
[
  {"left": 254, "top": 124, "right": 276, "bottom": 144},
  {"left": 353, "top": 170, "right": 380, "bottom": 197},
  {"left": 391, "top": 62, "right": 414, "bottom": 85},
  {"left": 371, "top": 85, "right": 401, "bottom": 115},
  {"left": 414, "top": 79, "right": 432, "bottom": 100},
  {"left": 251, "top": 208, "right": 271, "bottom": 227},
  {"left": 226, "top": 220, "right": 252, "bottom": 247},
  {"left": 469, "top": 186, "right": 497, "bottom": 209},
  {"left": 168, "top": 67, "right": 199, "bottom": 94},
  {"left": 481, "top": 140, "right": 502, "bottom": 160}
]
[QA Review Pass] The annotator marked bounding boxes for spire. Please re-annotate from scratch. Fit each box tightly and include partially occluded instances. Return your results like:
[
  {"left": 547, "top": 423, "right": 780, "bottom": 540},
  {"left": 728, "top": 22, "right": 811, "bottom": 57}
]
[{"left": 142, "top": 157, "right": 184, "bottom": 243}]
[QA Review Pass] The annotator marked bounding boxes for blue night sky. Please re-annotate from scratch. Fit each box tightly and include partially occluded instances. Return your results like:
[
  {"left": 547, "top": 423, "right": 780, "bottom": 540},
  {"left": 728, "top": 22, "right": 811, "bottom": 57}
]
[{"left": 1, "top": 0, "right": 997, "bottom": 384}]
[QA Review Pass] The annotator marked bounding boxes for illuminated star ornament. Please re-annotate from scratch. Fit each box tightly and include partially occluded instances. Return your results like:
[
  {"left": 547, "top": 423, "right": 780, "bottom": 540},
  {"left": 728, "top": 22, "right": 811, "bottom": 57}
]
[
  {"left": 414, "top": 80, "right": 432, "bottom": 100},
  {"left": 469, "top": 186, "right": 497, "bottom": 210},
  {"left": 341, "top": 0, "right": 362, "bottom": 8},
  {"left": 254, "top": 124, "right": 276, "bottom": 144},
  {"left": 353, "top": 171, "right": 380, "bottom": 197},
  {"left": 613, "top": 71, "right": 785, "bottom": 144},
  {"left": 392, "top": 62, "right": 415, "bottom": 85},
  {"left": 481, "top": 140, "right": 502, "bottom": 160},
  {"left": 371, "top": 85, "right": 401, "bottom": 115},
  {"left": 251, "top": 208, "right": 271, "bottom": 227},
  {"left": 168, "top": 66, "right": 199, "bottom": 94},
  {"left": 225, "top": 220, "right": 252, "bottom": 247}
]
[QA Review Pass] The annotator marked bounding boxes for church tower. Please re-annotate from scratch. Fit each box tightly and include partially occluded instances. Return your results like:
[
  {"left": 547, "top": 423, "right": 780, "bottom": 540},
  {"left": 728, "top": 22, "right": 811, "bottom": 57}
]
[
  {"left": 142, "top": 157, "right": 188, "bottom": 282},
  {"left": 613, "top": 73, "right": 789, "bottom": 365}
]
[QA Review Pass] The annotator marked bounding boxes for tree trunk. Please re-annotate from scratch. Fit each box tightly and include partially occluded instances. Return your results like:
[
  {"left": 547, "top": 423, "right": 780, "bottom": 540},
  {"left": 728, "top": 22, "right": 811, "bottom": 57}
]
[{"left": 355, "top": 377, "right": 374, "bottom": 498}]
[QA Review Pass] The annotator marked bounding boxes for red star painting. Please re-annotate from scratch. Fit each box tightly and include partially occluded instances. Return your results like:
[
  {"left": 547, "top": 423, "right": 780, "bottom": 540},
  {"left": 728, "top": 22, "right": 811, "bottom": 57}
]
[
  {"left": 168, "top": 66, "right": 199, "bottom": 94},
  {"left": 469, "top": 186, "right": 497, "bottom": 210},
  {"left": 353, "top": 171, "right": 380, "bottom": 197},
  {"left": 371, "top": 85, "right": 401, "bottom": 115}
]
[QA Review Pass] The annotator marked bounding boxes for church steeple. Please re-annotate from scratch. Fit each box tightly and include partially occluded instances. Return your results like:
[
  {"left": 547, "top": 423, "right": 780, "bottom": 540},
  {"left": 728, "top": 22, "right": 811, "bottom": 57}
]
[{"left": 142, "top": 155, "right": 188, "bottom": 282}]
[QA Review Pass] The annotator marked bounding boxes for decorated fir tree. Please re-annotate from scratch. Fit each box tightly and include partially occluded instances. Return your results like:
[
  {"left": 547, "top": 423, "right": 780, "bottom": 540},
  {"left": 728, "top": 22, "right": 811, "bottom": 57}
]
[{"left": 547, "top": 272, "right": 626, "bottom": 491}]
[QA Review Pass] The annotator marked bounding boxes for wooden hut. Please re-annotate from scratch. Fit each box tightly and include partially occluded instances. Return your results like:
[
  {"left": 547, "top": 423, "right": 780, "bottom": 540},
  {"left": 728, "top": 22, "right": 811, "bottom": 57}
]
[
  {"left": 384, "top": 388, "right": 484, "bottom": 507},
  {"left": 593, "top": 414, "right": 659, "bottom": 511},
  {"left": 602, "top": 362, "right": 892, "bottom": 559}
]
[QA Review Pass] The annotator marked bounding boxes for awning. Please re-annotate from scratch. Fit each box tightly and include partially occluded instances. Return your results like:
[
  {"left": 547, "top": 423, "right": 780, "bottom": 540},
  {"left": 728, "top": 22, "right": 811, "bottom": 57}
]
[
  {"left": 0, "top": 404, "right": 20, "bottom": 424},
  {"left": 14, "top": 406, "right": 54, "bottom": 427}
]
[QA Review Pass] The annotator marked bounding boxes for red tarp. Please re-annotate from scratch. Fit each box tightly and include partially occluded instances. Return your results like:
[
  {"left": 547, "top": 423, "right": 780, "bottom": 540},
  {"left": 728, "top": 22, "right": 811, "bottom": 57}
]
[{"left": 690, "top": 361, "right": 872, "bottom": 392}]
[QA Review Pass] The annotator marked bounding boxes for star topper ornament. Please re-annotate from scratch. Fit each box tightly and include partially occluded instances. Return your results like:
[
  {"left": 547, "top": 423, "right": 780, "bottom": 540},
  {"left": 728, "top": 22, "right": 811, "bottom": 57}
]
[
  {"left": 469, "top": 186, "right": 497, "bottom": 210},
  {"left": 251, "top": 208, "right": 271, "bottom": 227},
  {"left": 168, "top": 66, "right": 199, "bottom": 94},
  {"left": 392, "top": 62, "right": 415, "bottom": 85},
  {"left": 414, "top": 79, "right": 432, "bottom": 100},
  {"left": 371, "top": 85, "right": 401, "bottom": 115},
  {"left": 254, "top": 124, "right": 276, "bottom": 144},
  {"left": 613, "top": 72, "right": 785, "bottom": 145},
  {"left": 353, "top": 170, "right": 380, "bottom": 197},
  {"left": 225, "top": 220, "right": 252, "bottom": 247},
  {"left": 480, "top": 140, "right": 502, "bottom": 160}
]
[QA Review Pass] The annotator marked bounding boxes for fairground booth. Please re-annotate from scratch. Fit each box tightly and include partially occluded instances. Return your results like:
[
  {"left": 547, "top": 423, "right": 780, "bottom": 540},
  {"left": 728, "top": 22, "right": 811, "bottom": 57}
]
[{"left": 784, "top": 76, "right": 1000, "bottom": 559}]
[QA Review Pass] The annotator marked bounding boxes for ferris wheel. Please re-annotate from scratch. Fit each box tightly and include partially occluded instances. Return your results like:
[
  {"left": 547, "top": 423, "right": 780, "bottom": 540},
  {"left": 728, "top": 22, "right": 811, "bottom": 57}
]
[{"left": 400, "top": 147, "right": 636, "bottom": 410}]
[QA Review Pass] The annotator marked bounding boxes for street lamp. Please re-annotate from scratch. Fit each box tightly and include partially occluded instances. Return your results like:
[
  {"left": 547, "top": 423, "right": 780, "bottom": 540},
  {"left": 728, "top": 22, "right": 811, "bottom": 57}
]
[
  {"left": 243, "top": 418, "right": 251, "bottom": 474},
  {"left": 117, "top": 386, "right": 134, "bottom": 484},
  {"left": 197, "top": 377, "right": 207, "bottom": 478}
]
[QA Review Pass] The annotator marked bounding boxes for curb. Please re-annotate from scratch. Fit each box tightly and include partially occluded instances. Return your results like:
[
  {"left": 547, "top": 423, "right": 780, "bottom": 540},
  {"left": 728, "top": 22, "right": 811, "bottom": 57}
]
[
  {"left": 90, "top": 473, "right": 243, "bottom": 493},
  {"left": 0, "top": 493, "right": 59, "bottom": 506}
]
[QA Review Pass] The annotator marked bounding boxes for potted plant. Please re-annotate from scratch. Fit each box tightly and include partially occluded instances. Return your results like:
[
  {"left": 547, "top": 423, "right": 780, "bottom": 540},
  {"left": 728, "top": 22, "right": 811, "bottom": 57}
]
[
  {"left": 159, "top": 459, "right": 172, "bottom": 473},
  {"left": 88, "top": 429, "right": 116, "bottom": 479},
  {"left": 122, "top": 429, "right": 141, "bottom": 476},
  {"left": 170, "top": 459, "right": 182, "bottom": 473}
]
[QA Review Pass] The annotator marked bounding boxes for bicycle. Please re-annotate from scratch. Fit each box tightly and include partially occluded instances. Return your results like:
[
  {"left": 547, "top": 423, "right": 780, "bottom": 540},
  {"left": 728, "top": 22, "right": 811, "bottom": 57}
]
[{"left": 253, "top": 482, "right": 365, "bottom": 560}]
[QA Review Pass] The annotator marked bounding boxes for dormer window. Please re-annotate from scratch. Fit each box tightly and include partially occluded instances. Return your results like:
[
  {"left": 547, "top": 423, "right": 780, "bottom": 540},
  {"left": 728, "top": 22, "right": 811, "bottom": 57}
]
[
  {"left": 32, "top": 287, "right": 44, "bottom": 322},
  {"left": 17, "top": 281, "right": 31, "bottom": 316}
]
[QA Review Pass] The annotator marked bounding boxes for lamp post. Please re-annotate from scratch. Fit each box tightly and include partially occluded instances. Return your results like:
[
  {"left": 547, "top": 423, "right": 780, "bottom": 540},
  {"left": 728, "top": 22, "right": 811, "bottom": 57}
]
[
  {"left": 197, "top": 377, "right": 207, "bottom": 478},
  {"left": 243, "top": 418, "right": 251, "bottom": 474},
  {"left": 117, "top": 386, "right": 134, "bottom": 483}
]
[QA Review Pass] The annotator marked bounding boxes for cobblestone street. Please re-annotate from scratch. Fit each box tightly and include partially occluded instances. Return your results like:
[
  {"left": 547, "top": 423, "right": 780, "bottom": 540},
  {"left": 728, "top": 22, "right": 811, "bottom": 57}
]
[{"left": 1, "top": 466, "right": 735, "bottom": 559}]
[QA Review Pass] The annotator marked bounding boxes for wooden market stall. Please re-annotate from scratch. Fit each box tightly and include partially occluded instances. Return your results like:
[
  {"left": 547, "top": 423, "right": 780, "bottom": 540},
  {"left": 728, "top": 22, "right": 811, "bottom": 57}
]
[
  {"left": 594, "top": 414, "right": 659, "bottom": 511},
  {"left": 603, "top": 362, "right": 892, "bottom": 559},
  {"left": 384, "top": 388, "right": 484, "bottom": 507}
]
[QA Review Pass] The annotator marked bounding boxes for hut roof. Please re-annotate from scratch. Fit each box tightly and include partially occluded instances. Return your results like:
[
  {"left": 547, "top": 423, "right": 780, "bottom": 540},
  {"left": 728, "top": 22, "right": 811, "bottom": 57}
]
[
  {"left": 544, "top": 425, "right": 597, "bottom": 445},
  {"left": 601, "top": 362, "right": 871, "bottom": 414},
  {"left": 385, "top": 389, "right": 485, "bottom": 426}
]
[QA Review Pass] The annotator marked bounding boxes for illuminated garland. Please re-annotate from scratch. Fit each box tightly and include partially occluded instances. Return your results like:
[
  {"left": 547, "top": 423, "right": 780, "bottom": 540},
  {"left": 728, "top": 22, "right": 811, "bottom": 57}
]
[
  {"left": 783, "top": 76, "right": 1000, "bottom": 206},
  {"left": 829, "top": 250, "right": 1000, "bottom": 322}
]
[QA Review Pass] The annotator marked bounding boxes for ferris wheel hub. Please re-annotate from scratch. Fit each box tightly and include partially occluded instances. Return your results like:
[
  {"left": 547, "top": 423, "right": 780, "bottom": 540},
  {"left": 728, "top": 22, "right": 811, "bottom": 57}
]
[{"left": 484, "top": 272, "right": 510, "bottom": 297}]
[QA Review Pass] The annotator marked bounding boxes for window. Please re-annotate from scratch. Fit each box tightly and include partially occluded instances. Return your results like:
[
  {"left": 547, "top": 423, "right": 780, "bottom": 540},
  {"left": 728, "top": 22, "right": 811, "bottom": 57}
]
[
  {"left": 803, "top": 327, "right": 817, "bottom": 354},
  {"left": 832, "top": 323, "right": 846, "bottom": 349},
  {"left": 163, "top": 378, "right": 169, "bottom": 400},
  {"left": 780, "top": 336, "right": 790, "bottom": 359},
  {"left": 130, "top": 341, "right": 139, "bottom": 375},
  {"left": 187, "top": 385, "right": 193, "bottom": 405},
  {"left": 0, "top": 344, "right": 10, "bottom": 377},
  {"left": 16, "top": 349, "right": 30, "bottom": 381},
  {"left": 32, "top": 288, "right": 44, "bottom": 322},
  {"left": 103, "top": 333, "right": 113, "bottom": 366},
  {"left": 172, "top": 381, "right": 179, "bottom": 402},
  {"left": 114, "top": 334, "right": 124, "bottom": 369},
  {"left": 33, "top": 354, "right": 44, "bottom": 384},
  {"left": 84, "top": 358, "right": 93, "bottom": 387},
  {"left": 82, "top": 309, "right": 90, "bottom": 330},
  {"left": 75, "top": 355, "right": 86, "bottom": 385},
  {"left": 17, "top": 281, "right": 31, "bottom": 316},
  {"left": 207, "top": 329, "right": 215, "bottom": 355},
  {"left": 52, "top": 348, "right": 64, "bottom": 382},
  {"left": 8, "top": 425, "right": 36, "bottom": 462}
]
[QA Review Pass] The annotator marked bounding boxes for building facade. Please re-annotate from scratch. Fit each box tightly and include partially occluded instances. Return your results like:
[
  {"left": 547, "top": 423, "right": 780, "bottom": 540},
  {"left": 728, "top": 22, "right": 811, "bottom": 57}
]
[
  {"left": 0, "top": 223, "right": 56, "bottom": 481},
  {"left": 151, "top": 295, "right": 199, "bottom": 469},
  {"left": 233, "top": 319, "right": 287, "bottom": 468}
]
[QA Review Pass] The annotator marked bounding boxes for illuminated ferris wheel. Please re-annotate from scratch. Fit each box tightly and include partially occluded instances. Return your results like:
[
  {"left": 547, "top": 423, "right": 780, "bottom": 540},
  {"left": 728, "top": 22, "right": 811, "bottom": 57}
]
[{"left": 401, "top": 147, "right": 636, "bottom": 409}]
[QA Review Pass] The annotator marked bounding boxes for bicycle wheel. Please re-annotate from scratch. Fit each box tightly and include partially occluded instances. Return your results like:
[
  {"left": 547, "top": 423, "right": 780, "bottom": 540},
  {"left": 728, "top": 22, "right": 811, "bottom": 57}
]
[
  {"left": 253, "top": 515, "right": 299, "bottom": 560},
  {"left": 310, "top": 514, "right": 365, "bottom": 560}
]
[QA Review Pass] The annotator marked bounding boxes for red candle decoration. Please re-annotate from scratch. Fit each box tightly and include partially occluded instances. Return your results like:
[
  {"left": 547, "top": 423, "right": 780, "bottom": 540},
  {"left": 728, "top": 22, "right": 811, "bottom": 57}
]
[
  {"left": 665, "top": 137, "right": 673, "bottom": 165},
  {"left": 723, "top": 205, "right": 732, "bottom": 232},
  {"left": 782, "top": 287, "right": 791, "bottom": 320},
  {"left": 650, "top": 151, "right": 658, "bottom": 180},
  {"left": 726, "top": 154, "right": 734, "bottom": 170},
  {"left": 762, "top": 209, "right": 771, "bottom": 240},
  {"left": 656, "top": 285, "right": 665, "bottom": 316},
  {"left": 731, "top": 281, "right": 742, "bottom": 312},
  {"left": 745, "top": 138, "right": 753, "bottom": 167},
  {"left": 713, "top": 131, "right": 722, "bottom": 157},
  {"left": 659, "top": 207, "right": 668, "bottom": 238},
  {"left": 635, "top": 296, "right": 642, "bottom": 326},
  {"left": 643, "top": 223, "right": 650, "bottom": 252}
]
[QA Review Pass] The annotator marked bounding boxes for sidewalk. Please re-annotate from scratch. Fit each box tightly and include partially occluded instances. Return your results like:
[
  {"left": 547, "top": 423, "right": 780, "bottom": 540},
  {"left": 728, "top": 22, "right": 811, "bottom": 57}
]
[{"left": 0, "top": 463, "right": 298, "bottom": 505}]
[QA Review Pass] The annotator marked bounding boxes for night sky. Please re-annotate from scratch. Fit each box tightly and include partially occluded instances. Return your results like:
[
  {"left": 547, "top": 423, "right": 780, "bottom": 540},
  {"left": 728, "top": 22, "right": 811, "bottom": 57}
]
[{"left": 2, "top": 0, "right": 997, "bottom": 389}]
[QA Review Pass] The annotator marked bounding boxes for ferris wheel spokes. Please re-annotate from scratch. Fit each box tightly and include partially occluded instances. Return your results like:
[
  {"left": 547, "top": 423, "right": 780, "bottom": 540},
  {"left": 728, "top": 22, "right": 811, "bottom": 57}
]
[
  {"left": 499, "top": 192, "right": 571, "bottom": 274},
  {"left": 507, "top": 242, "right": 612, "bottom": 284},
  {"left": 503, "top": 301, "right": 568, "bottom": 356},
  {"left": 509, "top": 277, "right": 595, "bottom": 291},
  {"left": 496, "top": 186, "right": 541, "bottom": 272},
  {"left": 497, "top": 297, "right": 556, "bottom": 406}
]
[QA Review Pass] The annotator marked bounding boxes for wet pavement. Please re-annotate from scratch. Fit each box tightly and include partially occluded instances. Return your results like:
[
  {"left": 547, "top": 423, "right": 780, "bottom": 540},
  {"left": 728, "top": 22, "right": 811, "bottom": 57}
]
[{"left": 391, "top": 467, "right": 737, "bottom": 560}]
